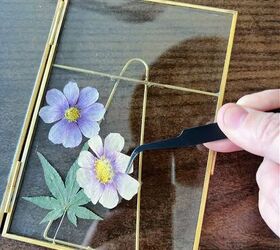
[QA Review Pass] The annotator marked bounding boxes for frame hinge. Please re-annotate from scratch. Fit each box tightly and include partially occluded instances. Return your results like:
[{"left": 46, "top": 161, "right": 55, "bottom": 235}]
[{"left": 4, "top": 161, "right": 22, "bottom": 214}]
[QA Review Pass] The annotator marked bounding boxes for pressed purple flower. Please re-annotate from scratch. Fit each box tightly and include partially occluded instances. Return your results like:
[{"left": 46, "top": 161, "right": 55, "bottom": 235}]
[
  {"left": 77, "top": 133, "right": 139, "bottom": 209},
  {"left": 39, "top": 81, "right": 105, "bottom": 148}
]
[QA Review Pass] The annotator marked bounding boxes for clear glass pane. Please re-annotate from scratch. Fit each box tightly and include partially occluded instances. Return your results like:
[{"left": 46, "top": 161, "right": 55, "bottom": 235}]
[
  {"left": 55, "top": 0, "right": 232, "bottom": 92},
  {"left": 9, "top": 67, "right": 145, "bottom": 248},
  {"left": 0, "top": 0, "right": 56, "bottom": 210},
  {"left": 7, "top": 1, "right": 234, "bottom": 249},
  {"left": 139, "top": 88, "right": 216, "bottom": 249}
]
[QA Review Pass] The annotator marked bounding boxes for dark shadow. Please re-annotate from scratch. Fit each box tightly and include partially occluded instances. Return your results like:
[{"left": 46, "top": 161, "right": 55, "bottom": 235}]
[{"left": 77, "top": 0, "right": 165, "bottom": 24}]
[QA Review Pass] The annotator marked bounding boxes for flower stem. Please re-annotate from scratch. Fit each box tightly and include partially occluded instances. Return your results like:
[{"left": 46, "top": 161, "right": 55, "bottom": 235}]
[{"left": 53, "top": 210, "right": 66, "bottom": 243}]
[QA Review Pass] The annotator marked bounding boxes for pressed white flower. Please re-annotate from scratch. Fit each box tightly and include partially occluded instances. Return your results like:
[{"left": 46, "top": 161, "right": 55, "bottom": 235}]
[{"left": 77, "top": 133, "right": 139, "bottom": 209}]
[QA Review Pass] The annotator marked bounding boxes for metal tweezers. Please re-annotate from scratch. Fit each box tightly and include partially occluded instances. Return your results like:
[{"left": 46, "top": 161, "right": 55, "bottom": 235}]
[{"left": 126, "top": 108, "right": 280, "bottom": 173}]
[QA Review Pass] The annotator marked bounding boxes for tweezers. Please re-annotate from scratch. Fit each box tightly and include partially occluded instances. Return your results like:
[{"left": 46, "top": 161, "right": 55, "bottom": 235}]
[{"left": 126, "top": 108, "right": 280, "bottom": 173}]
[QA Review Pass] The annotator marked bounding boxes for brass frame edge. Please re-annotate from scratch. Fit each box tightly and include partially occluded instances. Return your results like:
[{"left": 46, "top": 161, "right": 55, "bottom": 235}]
[
  {"left": 211, "top": 11, "right": 238, "bottom": 174},
  {"left": 0, "top": 0, "right": 62, "bottom": 227},
  {"left": 193, "top": 11, "right": 238, "bottom": 250},
  {"left": 1, "top": 0, "right": 68, "bottom": 241},
  {"left": 53, "top": 63, "right": 219, "bottom": 97},
  {"left": 3, "top": 161, "right": 21, "bottom": 214},
  {"left": 2, "top": 232, "right": 73, "bottom": 250},
  {"left": 145, "top": 0, "right": 237, "bottom": 14}
]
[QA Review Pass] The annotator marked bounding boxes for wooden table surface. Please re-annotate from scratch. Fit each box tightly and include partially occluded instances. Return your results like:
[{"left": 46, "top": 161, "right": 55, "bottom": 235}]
[{"left": 1, "top": 0, "right": 279, "bottom": 249}]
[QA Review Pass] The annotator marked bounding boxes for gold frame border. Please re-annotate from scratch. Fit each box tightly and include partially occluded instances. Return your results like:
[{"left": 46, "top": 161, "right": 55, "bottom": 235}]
[
  {"left": 0, "top": 0, "right": 64, "bottom": 225},
  {"left": 0, "top": 0, "right": 238, "bottom": 249},
  {"left": 193, "top": 10, "right": 238, "bottom": 250},
  {"left": 0, "top": 0, "right": 69, "bottom": 243}
]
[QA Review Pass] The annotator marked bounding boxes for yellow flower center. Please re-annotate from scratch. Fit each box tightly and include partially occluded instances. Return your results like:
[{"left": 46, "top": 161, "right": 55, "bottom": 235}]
[
  {"left": 95, "top": 158, "right": 114, "bottom": 184},
  {"left": 65, "top": 107, "right": 80, "bottom": 122}
]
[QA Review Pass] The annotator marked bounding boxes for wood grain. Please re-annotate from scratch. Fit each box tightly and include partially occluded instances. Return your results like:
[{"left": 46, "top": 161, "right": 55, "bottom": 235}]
[{"left": 193, "top": 0, "right": 280, "bottom": 249}]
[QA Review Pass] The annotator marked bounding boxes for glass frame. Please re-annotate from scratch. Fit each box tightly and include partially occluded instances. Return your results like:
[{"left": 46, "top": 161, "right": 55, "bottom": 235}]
[{"left": 0, "top": 0, "right": 237, "bottom": 249}]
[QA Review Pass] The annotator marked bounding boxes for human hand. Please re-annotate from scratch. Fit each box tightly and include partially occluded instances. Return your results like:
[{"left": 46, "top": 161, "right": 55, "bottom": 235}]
[{"left": 205, "top": 89, "right": 280, "bottom": 237}]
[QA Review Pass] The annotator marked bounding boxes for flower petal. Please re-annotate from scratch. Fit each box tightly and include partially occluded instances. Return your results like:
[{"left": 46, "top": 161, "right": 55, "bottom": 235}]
[
  {"left": 46, "top": 89, "right": 69, "bottom": 110},
  {"left": 39, "top": 106, "right": 64, "bottom": 123},
  {"left": 77, "top": 87, "right": 99, "bottom": 109},
  {"left": 63, "top": 80, "right": 79, "bottom": 106},
  {"left": 78, "top": 118, "right": 100, "bottom": 138},
  {"left": 78, "top": 151, "right": 96, "bottom": 169},
  {"left": 62, "top": 122, "right": 82, "bottom": 148},
  {"left": 76, "top": 168, "right": 103, "bottom": 204},
  {"left": 76, "top": 168, "right": 91, "bottom": 188},
  {"left": 80, "top": 103, "right": 105, "bottom": 122},
  {"left": 48, "top": 119, "right": 82, "bottom": 148},
  {"left": 88, "top": 135, "right": 103, "bottom": 157},
  {"left": 87, "top": 183, "right": 104, "bottom": 205},
  {"left": 48, "top": 119, "right": 68, "bottom": 144},
  {"left": 99, "top": 185, "right": 119, "bottom": 209},
  {"left": 116, "top": 174, "right": 139, "bottom": 200},
  {"left": 115, "top": 152, "right": 133, "bottom": 174},
  {"left": 104, "top": 133, "right": 124, "bottom": 153}
]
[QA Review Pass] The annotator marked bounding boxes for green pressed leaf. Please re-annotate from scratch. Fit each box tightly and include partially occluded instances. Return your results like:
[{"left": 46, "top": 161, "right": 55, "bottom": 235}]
[
  {"left": 65, "top": 161, "right": 80, "bottom": 201},
  {"left": 67, "top": 208, "right": 77, "bottom": 227},
  {"left": 40, "top": 209, "right": 64, "bottom": 224},
  {"left": 23, "top": 196, "right": 61, "bottom": 210},
  {"left": 23, "top": 152, "right": 103, "bottom": 226},
  {"left": 66, "top": 190, "right": 101, "bottom": 226},
  {"left": 82, "top": 141, "right": 89, "bottom": 151},
  {"left": 73, "top": 206, "right": 103, "bottom": 221},
  {"left": 37, "top": 152, "right": 66, "bottom": 203},
  {"left": 69, "top": 190, "right": 90, "bottom": 207}
]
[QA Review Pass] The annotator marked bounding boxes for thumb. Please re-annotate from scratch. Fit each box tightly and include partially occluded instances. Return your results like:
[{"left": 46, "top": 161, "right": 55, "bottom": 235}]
[{"left": 217, "top": 103, "right": 280, "bottom": 163}]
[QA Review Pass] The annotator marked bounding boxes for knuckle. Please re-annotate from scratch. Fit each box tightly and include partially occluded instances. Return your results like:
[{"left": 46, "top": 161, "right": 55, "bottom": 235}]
[{"left": 255, "top": 113, "right": 280, "bottom": 143}]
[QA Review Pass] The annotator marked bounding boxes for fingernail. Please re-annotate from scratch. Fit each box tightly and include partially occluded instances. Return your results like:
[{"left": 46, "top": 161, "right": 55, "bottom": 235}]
[{"left": 223, "top": 105, "right": 248, "bottom": 129}]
